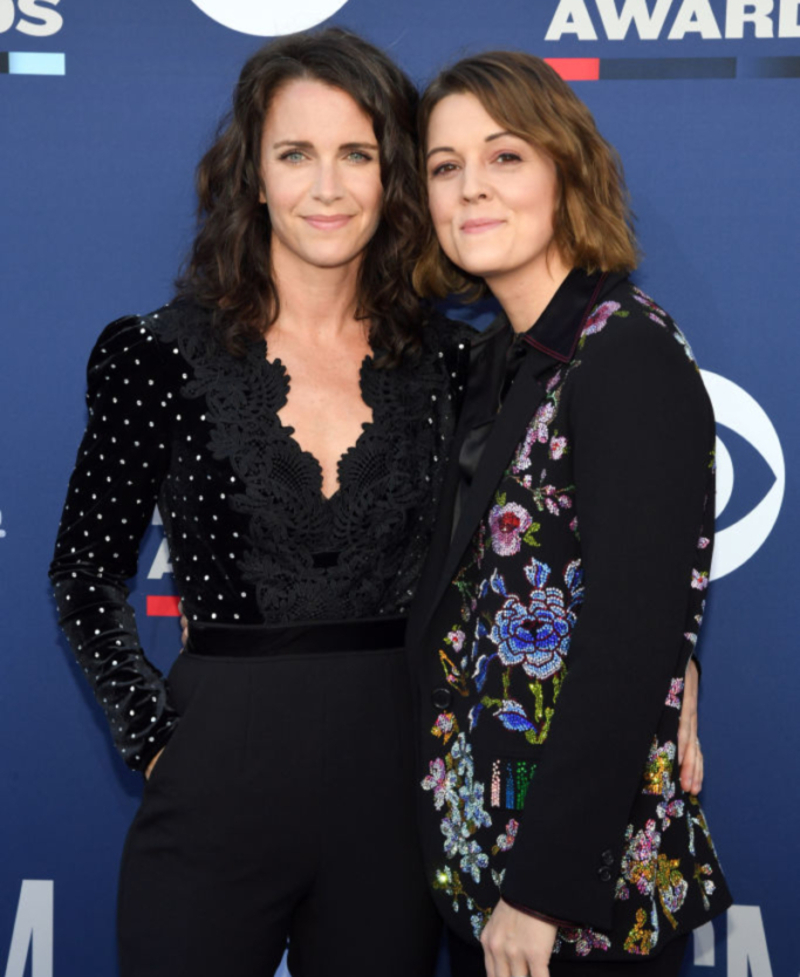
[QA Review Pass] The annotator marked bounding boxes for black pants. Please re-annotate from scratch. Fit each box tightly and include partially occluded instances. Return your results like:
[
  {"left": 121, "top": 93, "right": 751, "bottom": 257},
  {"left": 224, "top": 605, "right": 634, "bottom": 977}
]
[
  {"left": 118, "top": 623, "right": 441, "bottom": 977},
  {"left": 448, "top": 930, "right": 689, "bottom": 977}
]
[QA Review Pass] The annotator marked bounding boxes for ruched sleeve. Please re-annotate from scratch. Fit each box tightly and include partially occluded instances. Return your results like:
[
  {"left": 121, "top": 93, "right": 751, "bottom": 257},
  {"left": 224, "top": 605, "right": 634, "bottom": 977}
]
[{"left": 49, "top": 317, "right": 179, "bottom": 772}]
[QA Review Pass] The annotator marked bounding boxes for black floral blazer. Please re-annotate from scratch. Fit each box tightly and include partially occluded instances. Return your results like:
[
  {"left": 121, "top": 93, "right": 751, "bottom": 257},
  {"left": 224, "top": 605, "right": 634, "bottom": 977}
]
[{"left": 407, "top": 270, "right": 732, "bottom": 962}]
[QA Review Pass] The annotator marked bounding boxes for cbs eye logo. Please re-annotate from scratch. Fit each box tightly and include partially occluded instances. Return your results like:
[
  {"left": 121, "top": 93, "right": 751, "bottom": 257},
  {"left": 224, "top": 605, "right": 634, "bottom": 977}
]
[
  {"left": 701, "top": 371, "right": 786, "bottom": 581},
  {"left": 189, "top": 0, "right": 348, "bottom": 36}
]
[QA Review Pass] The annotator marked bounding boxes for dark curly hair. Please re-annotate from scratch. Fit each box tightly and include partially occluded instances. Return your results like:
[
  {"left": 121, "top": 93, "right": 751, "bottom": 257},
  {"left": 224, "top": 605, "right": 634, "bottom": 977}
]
[{"left": 176, "top": 28, "right": 426, "bottom": 366}]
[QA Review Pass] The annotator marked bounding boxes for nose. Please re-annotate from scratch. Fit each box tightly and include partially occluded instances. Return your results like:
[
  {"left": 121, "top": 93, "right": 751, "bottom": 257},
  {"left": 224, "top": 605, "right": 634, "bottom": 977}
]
[
  {"left": 312, "top": 160, "right": 345, "bottom": 205},
  {"left": 460, "top": 162, "right": 489, "bottom": 203}
]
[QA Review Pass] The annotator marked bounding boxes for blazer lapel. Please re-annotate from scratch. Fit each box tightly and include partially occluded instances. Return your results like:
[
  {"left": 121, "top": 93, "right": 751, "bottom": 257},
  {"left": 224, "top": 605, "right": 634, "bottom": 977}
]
[
  {"left": 414, "top": 350, "right": 546, "bottom": 640},
  {"left": 409, "top": 271, "right": 626, "bottom": 647}
]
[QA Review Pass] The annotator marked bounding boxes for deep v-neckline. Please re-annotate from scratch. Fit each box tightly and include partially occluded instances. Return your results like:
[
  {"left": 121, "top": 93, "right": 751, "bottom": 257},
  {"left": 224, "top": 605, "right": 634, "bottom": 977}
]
[{"left": 263, "top": 348, "right": 376, "bottom": 503}]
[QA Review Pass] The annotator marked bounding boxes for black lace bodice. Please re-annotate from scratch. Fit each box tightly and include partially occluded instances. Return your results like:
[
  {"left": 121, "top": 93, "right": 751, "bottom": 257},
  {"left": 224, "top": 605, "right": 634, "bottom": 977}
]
[{"left": 50, "top": 300, "right": 472, "bottom": 770}]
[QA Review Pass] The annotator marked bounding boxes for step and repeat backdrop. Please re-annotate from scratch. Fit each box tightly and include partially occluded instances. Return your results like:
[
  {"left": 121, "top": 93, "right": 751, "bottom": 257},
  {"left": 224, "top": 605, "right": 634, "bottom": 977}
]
[{"left": 1, "top": 1, "right": 797, "bottom": 975}]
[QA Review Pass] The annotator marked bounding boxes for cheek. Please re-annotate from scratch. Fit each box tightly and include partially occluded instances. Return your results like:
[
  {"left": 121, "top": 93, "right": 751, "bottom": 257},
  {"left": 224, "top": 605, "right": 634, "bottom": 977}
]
[{"left": 426, "top": 186, "right": 452, "bottom": 233}]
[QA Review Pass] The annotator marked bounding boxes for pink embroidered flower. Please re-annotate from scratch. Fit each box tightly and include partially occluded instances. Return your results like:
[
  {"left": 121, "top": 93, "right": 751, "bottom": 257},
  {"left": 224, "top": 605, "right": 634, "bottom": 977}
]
[
  {"left": 698, "top": 536, "right": 710, "bottom": 550},
  {"left": 495, "top": 819, "right": 519, "bottom": 852},
  {"left": 432, "top": 712, "right": 456, "bottom": 744},
  {"left": 691, "top": 569, "right": 709, "bottom": 591},
  {"left": 422, "top": 758, "right": 457, "bottom": 810},
  {"left": 489, "top": 502, "right": 533, "bottom": 556},
  {"left": 447, "top": 629, "right": 466, "bottom": 653},
  {"left": 533, "top": 402, "right": 555, "bottom": 443},
  {"left": 665, "top": 678, "right": 684, "bottom": 709},
  {"left": 549, "top": 436, "right": 568, "bottom": 460},
  {"left": 536, "top": 485, "right": 572, "bottom": 516},
  {"left": 546, "top": 370, "right": 562, "bottom": 392},
  {"left": 581, "top": 300, "right": 621, "bottom": 338}
]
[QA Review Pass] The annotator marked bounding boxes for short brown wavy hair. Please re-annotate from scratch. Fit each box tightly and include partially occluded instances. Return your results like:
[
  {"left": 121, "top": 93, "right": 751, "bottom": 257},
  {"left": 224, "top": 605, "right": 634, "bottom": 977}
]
[
  {"left": 177, "top": 28, "right": 426, "bottom": 365},
  {"left": 413, "top": 51, "right": 639, "bottom": 300}
]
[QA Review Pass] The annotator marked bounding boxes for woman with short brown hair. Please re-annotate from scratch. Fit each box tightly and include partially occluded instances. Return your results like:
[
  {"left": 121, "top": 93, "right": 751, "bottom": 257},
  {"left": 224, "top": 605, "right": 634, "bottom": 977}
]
[{"left": 409, "top": 50, "right": 730, "bottom": 977}]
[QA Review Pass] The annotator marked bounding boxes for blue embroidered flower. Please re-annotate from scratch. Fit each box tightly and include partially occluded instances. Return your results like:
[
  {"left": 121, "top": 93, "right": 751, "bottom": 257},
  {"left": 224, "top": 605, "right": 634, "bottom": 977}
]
[
  {"left": 460, "top": 840, "right": 489, "bottom": 883},
  {"left": 489, "top": 559, "right": 583, "bottom": 680}
]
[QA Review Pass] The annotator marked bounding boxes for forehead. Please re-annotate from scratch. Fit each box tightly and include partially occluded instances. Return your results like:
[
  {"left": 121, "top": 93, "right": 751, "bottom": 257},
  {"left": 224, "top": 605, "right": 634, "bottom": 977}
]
[
  {"left": 427, "top": 92, "right": 505, "bottom": 142},
  {"left": 263, "top": 78, "right": 375, "bottom": 140}
]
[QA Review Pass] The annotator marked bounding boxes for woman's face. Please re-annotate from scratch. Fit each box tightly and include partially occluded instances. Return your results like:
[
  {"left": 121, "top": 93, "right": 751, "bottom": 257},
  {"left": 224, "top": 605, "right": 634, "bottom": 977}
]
[
  {"left": 259, "top": 79, "right": 383, "bottom": 274},
  {"left": 425, "top": 92, "right": 566, "bottom": 290}
]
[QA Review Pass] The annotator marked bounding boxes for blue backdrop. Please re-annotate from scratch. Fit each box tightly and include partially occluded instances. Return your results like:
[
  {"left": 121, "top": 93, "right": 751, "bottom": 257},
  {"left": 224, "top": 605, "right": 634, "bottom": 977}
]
[{"left": 1, "top": 1, "right": 797, "bottom": 975}]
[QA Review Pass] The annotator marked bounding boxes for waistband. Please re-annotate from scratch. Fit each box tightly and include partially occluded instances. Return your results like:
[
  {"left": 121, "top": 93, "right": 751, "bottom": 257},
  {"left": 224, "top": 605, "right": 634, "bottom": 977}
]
[{"left": 186, "top": 616, "right": 407, "bottom": 658}]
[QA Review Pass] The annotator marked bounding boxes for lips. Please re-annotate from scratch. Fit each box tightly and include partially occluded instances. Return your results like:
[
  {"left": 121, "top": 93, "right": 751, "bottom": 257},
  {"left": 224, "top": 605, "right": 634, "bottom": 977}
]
[
  {"left": 302, "top": 215, "right": 353, "bottom": 230},
  {"left": 460, "top": 218, "right": 505, "bottom": 234}
]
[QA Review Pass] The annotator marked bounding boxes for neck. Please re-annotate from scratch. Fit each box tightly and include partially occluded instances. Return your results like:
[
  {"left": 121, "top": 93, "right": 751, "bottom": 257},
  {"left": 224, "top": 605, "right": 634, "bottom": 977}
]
[
  {"left": 486, "top": 251, "right": 573, "bottom": 334},
  {"left": 268, "top": 238, "right": 366, "bottom": 343}
]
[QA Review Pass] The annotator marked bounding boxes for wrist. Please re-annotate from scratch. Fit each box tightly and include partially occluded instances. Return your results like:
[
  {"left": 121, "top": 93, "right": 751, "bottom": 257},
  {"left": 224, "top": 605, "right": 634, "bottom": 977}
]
[{"left": 500, "top": 897, "right": 572, "bottom": 929}]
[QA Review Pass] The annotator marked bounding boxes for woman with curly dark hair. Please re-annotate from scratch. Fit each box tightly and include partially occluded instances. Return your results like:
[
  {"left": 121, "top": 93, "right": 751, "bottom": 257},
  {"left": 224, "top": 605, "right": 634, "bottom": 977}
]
[{"left": 48, "top": 28, "right": 465, "bottom": 977}]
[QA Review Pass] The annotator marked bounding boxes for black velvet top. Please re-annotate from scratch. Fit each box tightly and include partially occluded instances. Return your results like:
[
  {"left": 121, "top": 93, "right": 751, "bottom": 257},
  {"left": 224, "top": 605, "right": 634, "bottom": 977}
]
[{"left": 49, "top": 299, "right": 471, "bottom": 771}]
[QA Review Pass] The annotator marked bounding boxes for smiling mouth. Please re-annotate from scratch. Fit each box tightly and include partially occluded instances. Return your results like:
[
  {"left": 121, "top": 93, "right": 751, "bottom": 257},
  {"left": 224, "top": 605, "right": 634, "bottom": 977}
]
[
  {"left": 461, "top": 219, "right": 505, "bottom": 234},
  {"left": 303, "top": 215, "right": 354, "bottom": 230}
]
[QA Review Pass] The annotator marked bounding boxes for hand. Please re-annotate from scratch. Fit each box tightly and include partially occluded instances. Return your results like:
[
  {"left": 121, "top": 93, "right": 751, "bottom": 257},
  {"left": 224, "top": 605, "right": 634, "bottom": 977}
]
[
  {"left": 480, "top": 899, "right": 556, "bottom": 977},
  {"left": 678, "top": 658, "right": 703, "bottom": 795},
  {"left": 145, "top": 747, "right": 164, "bottom": 781}
]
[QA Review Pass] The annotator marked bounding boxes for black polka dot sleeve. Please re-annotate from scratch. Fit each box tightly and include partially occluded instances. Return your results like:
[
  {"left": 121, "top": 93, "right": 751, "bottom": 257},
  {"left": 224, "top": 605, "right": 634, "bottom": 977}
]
[{"left": 49, "top": 317, "right": 179, "bottom": 772}]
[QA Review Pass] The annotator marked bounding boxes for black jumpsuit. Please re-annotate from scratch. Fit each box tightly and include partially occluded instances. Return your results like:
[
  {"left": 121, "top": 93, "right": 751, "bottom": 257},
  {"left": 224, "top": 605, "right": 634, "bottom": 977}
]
[{"left": 49, "top": 299, "right": 471, "bottom": 977}]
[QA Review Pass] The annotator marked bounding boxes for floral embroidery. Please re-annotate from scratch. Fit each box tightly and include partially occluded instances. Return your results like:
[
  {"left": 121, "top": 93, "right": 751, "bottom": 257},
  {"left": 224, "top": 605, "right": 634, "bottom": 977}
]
[
  {"left": 554, "top": 927, "right": 612, "bottom": 957},
  {"left": 512, "top": 388, "right": 562, "bottom": 474},
  {"left": 532, "top": 483, "right": 574, "bottom": 516},
  {"left": 549, "top": 435, "right": 568, "bottom": 460},
  {"left": 642, "top": 739, "right": 676, "bottom": 797},
  {"left": 432, "top": 711, "right": 458, "bottom": 745},
  {"left": 488, "top": 502, "right": 535, "bottom": 556},
  {"left": 447, "top": 629, "right": 466, "bottom": 653},
  {"left": 693, "top": 863, "right": 717, "bottom": 911},
  {"left": 423, "top": 733, "right": 492, "bottom": 876},
  {"left": 580, "top": 300, "right": 623, "bottom": 340},
  {"left": 492, "top": 818, "right": 519, "bottom": 853},
  {"left": 691, "top": 569, "right": 709, "bottom": 591},
  {"left": 665, "top": 679, "right": 684, "bottom": 709},
  {"left": 624, "top": 908, "right": 656, "bottom": 955},
  {"left": 489, "top": 559, "right": 583, "bottom": 682}
]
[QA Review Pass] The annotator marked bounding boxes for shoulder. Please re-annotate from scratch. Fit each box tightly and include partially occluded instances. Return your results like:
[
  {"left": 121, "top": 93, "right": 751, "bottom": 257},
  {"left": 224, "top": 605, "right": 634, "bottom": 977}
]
[
  {"left": 420, "top": 309, "right": 479, "bottom": 358},
  {"left": 88, "top": 299, "right": 219, "bottom": 375},
  {"left": 575, "top": 282, "right": 704, "bottom": 386},
  {"left": 568, "top": 281, "right": 713, "bottom": 426},
  {"left": 415, "top": 310, "right": 476, "bottom": 393}
]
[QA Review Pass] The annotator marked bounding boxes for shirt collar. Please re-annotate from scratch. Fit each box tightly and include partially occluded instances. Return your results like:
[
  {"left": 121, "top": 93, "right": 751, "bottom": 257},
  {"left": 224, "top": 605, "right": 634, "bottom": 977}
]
[{"left": 519, "top": 268, "right": 628, "bottom": 364}]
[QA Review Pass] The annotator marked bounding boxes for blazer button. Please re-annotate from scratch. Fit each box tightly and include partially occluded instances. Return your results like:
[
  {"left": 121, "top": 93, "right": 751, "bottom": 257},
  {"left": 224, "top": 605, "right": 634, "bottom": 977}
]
[
  {"left": 598, "top": 867, "right": 612, "bottom": 883},
  {"left": 601, "top": 850, "right": 615, "bottom": 867},
  {"left": 432, "top": 688, "right": 452, "bottom": 709}
]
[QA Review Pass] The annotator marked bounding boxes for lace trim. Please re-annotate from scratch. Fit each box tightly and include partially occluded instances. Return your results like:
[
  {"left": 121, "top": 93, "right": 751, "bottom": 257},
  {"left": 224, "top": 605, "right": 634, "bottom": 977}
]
[{"left": 156, "top": 301, "right": 466, "bottom": 622}]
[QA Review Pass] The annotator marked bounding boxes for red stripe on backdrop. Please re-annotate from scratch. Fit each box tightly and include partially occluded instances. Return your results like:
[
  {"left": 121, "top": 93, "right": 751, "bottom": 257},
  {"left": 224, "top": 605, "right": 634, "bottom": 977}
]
[
  {"left": 544, "top": 58, "right": 601, "bottom": 81},
  {"left": 147, "top": 595, "right": 181, "bottom": 616}
]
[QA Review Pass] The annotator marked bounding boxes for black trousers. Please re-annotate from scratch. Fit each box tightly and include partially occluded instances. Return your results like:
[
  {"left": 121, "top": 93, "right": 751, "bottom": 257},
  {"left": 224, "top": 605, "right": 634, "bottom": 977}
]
[
  {"left": 448, "top": 930, "right": 689, "bottom": 977},
  {"left": 117, "top": 622, "right": 441, "bottom": 977}
]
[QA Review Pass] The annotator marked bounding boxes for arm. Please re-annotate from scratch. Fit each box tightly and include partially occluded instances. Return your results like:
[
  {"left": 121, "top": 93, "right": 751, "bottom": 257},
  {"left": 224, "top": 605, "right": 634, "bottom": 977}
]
[
  {"left": 500, "top": 317, "right": 714, "bottom": 929},
  {"left": 49, "top": 316, "right": 179, "bottom": 772}
]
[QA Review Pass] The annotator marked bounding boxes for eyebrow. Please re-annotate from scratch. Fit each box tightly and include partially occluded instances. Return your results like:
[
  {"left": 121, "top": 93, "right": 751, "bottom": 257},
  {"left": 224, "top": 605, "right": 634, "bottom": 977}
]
[
  {"left": 426, "top": 131, "right": 514, "bottom": 160},
  {"left": 272, "top": 140, "right": 379, "bottom": 151}
]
